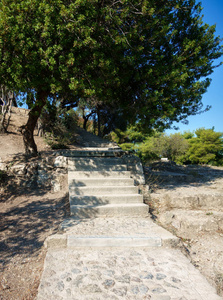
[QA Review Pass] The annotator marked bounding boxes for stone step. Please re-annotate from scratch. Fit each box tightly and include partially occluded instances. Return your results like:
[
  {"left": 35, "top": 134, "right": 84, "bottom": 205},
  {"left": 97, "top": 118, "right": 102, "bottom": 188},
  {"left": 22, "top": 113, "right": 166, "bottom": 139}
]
[
  {"left": 68, "top": 171, "right": 132, "bottom": 179},
  {"left": 68, "top": 157, "right": 127, "bottom": 172},
  {"left": 68, "top": 178, "right": 134, "bottom": 187},
  {"left": 57, "top": 149, "right": 125, "bottom": 157},
  {"left": 69, "top": 157, "right": 123, "bottom": 165},
  {"left": 69, "top": 194, "right": 144, "bottom": 205},
  {"left": 68, "top": 164, "right": 127, "bottom": 172},
  {"left": 69, "top": 186, "right": 139, "bottom": 195},
  {"left": 151, "top": 193, "right": 223, "bottom": 211},
  {"left": 70, "top": 203, "right": 149, "bottom": 218},
  {"left": 72, "top": 236, "right": 161, "bottom": 247},
  {"left": 45, "top": 217, "right": 179, "bottom": 249}
]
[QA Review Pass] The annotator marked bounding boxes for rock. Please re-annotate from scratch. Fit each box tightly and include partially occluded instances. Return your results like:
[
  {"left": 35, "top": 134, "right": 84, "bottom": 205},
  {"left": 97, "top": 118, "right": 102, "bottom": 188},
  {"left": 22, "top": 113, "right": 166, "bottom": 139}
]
[
  {"left": 103, "top": 270, "right": 115, "bottom": 277},
  {"left": 112, "top": 287, "right": 127, "bottom": 296},
  {"left": 54, "top": 156, "right": 68, "bottom": 168},
  {"left": 152, "top": 287, "right": 167, "bottom": 294},
  {"left": 51, "top": 174, "right": 67, "bottom": 192},
  {"left": 139, "top": 284, "right": 149, "bottom": 294},
  {"left": 131, "top": 286, "right": 140, "bottom": 294},
  {"left": 161, "top": 158, "right": 169, "bottom": 162},
  {"left": 57, "top": 281, "right": 64, "bottom": 291},
  {"left": 115, "top": 274, "right": 130, "bottom": 283},
  {"left": 102, "top": 279, "right": 115, "bottom": 289},
  {"left": 10, "top": 164, "right": 27, "bottom": 175},
  {"left": 81, "top": 284, "right": 102, "bottom": 293},
  {"left": 0, "top": 162, "right": 7, "bottom": 171},
  {"left": 156, "top": 274, "right": 167, "bottom": 280},
  {"left": 71, "top": 268, "right": 81, "bottom": 274},
  {"left": 139, "top": 271, "right": 154, "bottom": 280}
]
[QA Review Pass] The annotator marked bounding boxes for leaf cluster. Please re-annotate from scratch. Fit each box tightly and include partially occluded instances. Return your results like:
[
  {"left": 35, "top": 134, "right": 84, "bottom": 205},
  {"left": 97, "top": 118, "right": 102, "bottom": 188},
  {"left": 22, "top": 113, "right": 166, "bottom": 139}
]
[{"left": 0, "top": 0, "right": 222, "bottom": 135}]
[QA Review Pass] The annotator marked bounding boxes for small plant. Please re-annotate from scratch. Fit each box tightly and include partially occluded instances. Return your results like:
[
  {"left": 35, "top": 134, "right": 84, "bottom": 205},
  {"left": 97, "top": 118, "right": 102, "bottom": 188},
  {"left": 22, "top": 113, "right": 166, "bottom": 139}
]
[
  {"left": 44, "top": 132, "right": 74, "bottom": 150},
  {"left": 206, "top": 212, "right": 213, "bottom": 216}
]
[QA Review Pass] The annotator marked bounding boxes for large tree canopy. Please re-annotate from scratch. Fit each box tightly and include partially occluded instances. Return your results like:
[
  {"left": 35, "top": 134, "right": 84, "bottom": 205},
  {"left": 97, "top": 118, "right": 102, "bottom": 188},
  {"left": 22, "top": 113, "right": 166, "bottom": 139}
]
[{"left": 0, "top": 0, "right": 222, "bottom": 155}]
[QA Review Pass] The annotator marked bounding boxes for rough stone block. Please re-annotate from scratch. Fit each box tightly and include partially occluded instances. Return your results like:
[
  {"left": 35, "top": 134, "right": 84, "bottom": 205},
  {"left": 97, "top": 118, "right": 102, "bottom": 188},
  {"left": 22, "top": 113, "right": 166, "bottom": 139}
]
[{"left": 54, "top": 156, "right": 68, "bottom": 168}]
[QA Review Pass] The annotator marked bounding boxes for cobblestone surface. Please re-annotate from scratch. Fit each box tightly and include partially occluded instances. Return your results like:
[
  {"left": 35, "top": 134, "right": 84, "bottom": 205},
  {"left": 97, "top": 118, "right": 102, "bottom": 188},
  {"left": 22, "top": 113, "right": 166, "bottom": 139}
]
[{"left": 37, "top": 246, "right": 222, "bottom": 300}]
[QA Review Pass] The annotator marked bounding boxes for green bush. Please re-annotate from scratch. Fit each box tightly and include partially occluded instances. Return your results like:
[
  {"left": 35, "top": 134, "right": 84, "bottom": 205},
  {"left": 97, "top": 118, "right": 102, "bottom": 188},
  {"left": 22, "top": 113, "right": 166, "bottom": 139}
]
[
  {"left": 182, "top": 128, "right": 223, "bottom": 165},
  {"left": 119, "top": 143, "right": 135, "bottom": 151}
]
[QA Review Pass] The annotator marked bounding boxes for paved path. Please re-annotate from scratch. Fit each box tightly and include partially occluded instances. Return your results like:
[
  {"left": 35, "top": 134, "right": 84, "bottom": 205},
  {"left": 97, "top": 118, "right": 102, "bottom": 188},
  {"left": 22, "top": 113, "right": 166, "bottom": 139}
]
[
  {"left": 37, "top": 217, "right": 222, "bottom": 300},
  {"left": 38, "top": 247, "right": 221, "bottom": 300}
]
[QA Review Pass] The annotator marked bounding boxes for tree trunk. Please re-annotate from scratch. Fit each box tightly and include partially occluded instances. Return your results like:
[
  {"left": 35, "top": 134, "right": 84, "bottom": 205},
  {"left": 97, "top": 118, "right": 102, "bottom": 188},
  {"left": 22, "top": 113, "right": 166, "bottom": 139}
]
[
  {"left": 97, "top": 107, "right": 102, "bottom": 137},
  {"left": 83, "top": 110, "right": 95, "bottom": 131},
  {"left": 12, "top": 92, "right": 17, "bottom": 107},
  {"left": 4, "top": 98, "right": 12, "bottom": 131},
  {"left": 21, "top": 91, "right": 48, "bottom": 156},
  {"left": 0, "top": 86, "right": 10, "bottom": 133}
]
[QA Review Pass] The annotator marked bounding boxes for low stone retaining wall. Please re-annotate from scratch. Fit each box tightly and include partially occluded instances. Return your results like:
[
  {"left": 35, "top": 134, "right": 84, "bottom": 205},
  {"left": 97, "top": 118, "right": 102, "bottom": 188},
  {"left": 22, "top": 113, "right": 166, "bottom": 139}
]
[{"left": 0, "top": 150, "right": 145, "bottom": 192}]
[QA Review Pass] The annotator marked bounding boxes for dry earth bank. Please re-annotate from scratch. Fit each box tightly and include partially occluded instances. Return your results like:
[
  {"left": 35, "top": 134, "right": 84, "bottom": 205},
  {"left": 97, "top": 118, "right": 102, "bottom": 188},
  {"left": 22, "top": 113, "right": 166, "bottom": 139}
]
[{"left": 146, "top": 162, "right": 223, "bottom": 296}]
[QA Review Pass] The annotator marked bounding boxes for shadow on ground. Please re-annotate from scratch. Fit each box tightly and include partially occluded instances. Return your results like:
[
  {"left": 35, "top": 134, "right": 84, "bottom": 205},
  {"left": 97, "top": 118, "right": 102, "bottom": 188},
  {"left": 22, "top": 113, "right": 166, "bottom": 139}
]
[
  {"left": 0, "top": 189, "right": 69, "bottom": 271},
  {"left": 145, "top": 162, "right": 223, "bottom": 190}
]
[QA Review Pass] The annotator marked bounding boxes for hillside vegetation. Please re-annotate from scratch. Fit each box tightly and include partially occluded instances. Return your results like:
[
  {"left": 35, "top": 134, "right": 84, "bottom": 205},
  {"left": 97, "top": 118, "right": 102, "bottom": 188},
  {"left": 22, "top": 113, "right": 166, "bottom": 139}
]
[{"left": 109, "top": 126, "right": 223, "bottom": 166}]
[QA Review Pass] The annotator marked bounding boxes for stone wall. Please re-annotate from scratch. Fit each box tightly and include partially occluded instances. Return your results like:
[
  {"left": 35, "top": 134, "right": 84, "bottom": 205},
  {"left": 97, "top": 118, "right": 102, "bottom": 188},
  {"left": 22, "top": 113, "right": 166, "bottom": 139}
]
[
  {"left": 0, "top": 155, "right": 68, "bottom": 192},
  {"left": 0, "top": 151, "right": 145, "bottom": 192}
]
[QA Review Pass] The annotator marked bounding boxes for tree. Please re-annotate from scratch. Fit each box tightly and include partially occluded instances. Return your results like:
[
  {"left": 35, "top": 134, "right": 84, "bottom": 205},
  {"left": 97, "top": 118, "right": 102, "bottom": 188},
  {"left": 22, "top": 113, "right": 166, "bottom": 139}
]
[
  {"left": 183, "top": 128, "right": 223, "bottom": 164},
  {"left": 0, "top": 0, "right": 222, "bottom": 155},
  {"left": 134, "top": 132, "right": 189, "bottom": 162}
]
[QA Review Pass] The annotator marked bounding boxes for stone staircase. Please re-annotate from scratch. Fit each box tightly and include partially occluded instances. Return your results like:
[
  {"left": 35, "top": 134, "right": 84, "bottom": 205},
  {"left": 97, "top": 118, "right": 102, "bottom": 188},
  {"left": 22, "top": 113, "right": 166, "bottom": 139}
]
[
  {"left": 68, "top": 155, "right": 148, "bottom": 218},
  {"left": 46, "top": 147, "right": 178, "bottom": 249}
]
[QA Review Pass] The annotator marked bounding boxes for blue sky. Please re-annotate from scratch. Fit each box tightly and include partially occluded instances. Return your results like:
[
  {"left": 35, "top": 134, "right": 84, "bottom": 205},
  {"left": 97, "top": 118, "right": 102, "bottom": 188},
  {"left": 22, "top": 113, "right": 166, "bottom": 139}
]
[{"left": 166, "top": 0, "right": 223, "bottom": 135}]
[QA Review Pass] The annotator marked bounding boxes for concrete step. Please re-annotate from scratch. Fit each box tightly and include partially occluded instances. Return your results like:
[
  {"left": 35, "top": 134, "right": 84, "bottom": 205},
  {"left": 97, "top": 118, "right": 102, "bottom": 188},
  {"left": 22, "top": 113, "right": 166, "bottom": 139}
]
[
  {"left": 69, "top": 236, "right": 161, "bottom": 247},
  {"left": 68, "top": 157, "right": 127, "bottom": 171},
  {"left": 68, "top": 171, "right": 132, "bottom": 179},
  {"left": 69, "top": 194, "right": 144, "bottom": 205},
  {"left": 69, "top": 157, "right": 123, "bottom": 165},
  {"left": 70, "top": 203, "right": 149, "bottom": 218},
  {"left": 68, "top": 164, "right": 127, "bottom": 172},
  {"left": 58, "top": 149, "right": 125, "bottom": 157},
  {"left": 68, "top": 178, "right": 134, "bottom": 187},
  {"left": 69, "top": 186, "right": 139, "bottom": 195},
  {"left": 45, "top": 217, "right": 179, "bottom": 249}
]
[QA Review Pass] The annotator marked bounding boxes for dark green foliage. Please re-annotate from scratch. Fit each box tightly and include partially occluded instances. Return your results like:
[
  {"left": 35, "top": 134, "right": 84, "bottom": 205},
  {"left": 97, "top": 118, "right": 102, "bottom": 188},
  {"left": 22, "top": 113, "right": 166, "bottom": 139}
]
[
  {"left": 181, "top": 128, "right": 223, "bottom": 165},
  {"left": 0, "top": 0, "right": 222, "bottom": 153}
]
